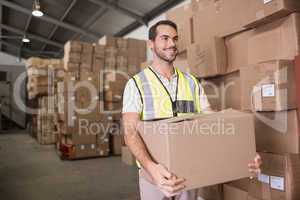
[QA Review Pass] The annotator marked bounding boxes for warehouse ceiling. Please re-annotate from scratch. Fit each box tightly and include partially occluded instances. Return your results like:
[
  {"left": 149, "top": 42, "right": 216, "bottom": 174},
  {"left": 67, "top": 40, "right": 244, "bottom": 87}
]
[{"left": 0, "top": 0, "right": 183, "bottom": 59}]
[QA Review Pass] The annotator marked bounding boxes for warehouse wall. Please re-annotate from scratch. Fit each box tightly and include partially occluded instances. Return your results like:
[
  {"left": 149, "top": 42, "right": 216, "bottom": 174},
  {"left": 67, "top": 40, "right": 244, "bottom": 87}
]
[
  {"left": 0, "top": 52, "right": 25, "bottom": 66},
  {"left": 0, "top": 52, "right": 26, "bottom": 127}
]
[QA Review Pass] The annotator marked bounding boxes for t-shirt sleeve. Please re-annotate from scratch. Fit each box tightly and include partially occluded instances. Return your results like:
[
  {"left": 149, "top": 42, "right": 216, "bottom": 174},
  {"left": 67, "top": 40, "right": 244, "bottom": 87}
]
[{"left": 122, "top": 78, "right": 143, "bottom": 113}]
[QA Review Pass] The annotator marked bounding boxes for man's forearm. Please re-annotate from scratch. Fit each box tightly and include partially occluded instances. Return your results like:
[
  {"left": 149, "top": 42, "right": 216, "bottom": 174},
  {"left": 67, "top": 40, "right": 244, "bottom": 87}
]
[{"left": 124, "top": 122, "right": 154, "bottom": 171}]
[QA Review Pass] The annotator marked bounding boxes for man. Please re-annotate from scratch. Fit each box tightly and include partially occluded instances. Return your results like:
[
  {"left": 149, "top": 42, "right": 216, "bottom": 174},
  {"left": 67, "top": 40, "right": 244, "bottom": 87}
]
[{"left": 122, "top": 20, "right": 261, "bottom": 200}]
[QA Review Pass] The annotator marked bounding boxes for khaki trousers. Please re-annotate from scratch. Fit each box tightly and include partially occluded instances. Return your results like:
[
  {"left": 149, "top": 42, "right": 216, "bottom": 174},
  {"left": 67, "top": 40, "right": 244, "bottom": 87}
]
[{"left": 139, "top": 170, "right": 198, "bottom": 200}]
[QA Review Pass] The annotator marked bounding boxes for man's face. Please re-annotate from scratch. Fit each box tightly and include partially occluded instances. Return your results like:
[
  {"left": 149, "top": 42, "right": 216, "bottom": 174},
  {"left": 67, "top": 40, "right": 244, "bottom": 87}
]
[{"left": 149, "top": 25, "right": 178, "bottom": 63}]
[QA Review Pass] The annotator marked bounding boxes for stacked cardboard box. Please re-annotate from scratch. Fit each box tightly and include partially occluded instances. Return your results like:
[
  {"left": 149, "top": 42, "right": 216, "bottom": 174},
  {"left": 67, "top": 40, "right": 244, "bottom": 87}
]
[
  {"left": 26, "top": 57, "right": 62, "bottom": 99},
  {"left": 55, "top": 70, "right": 110, "bottom": 159},
  {"left": 36, "top": 96, "right": 56, "bottom": 145},
  {"left": 99, "top": 36, "right": 147, "bottom": 76},
  {"left": 166, "top": 0, "right": 300, "bottom": 199},
  {"left": 98, "top": 36, "right": 146, "bottom": 156},
  {"left": 64, "top": 41, "right": 105, "bottom": 73},
  {"left": 55, "top": 37, "right": 147, "bottom": 159}
]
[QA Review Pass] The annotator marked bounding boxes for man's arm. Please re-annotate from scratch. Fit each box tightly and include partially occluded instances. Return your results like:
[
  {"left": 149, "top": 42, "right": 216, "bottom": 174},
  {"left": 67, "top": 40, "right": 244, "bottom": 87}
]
[
  {"left": 122, "top": 112, "right": 185, "bottom": 197},
  {"left": 122, "top": 112, "right": 153, "bottom": 171},
  {"left": 122, "top": 79, "right": 185, "bottom": 197}
]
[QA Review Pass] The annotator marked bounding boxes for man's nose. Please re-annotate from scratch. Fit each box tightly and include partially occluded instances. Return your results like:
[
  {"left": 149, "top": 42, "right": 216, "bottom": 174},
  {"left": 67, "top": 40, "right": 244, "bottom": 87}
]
[{"left": 168, "top": 39, "right": 176, "bottom": 47}]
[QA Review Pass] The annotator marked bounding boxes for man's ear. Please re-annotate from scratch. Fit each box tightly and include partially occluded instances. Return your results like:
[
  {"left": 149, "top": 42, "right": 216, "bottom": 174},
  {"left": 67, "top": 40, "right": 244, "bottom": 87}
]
[{"left": 147, "top": 40, "right": 154, "bottom": 50}]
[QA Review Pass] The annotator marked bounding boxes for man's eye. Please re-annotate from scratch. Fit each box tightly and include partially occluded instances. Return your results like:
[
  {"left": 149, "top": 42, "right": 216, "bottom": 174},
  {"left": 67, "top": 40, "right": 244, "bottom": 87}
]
[{"left": 162, "top": 37, "right": 168, "bottom": 41}]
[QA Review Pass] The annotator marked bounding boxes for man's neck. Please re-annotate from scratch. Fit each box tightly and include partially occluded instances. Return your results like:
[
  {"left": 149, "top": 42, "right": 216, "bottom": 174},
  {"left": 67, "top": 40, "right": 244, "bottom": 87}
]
[{"left": 151, "top": 59, "right": 175, "bottom": 80}]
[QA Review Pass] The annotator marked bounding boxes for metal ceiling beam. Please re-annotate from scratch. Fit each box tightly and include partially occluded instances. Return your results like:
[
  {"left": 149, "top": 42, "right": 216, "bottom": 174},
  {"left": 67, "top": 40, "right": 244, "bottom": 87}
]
[
  {"left": 115, "top": 0, "right": 185, "bottom": 37},
  {"left": 0, "top": 0, "right": 100, "bottom": 40},
  {"left": 19, "top": 15, "right": 32, "bottom": 59},
  {"left": 72, "top": 8, "right": 108, "bottom": 40},
  {"left": 40, "top": 0, "right": 77, "bottom": 53},
  {"left": 0, "top": 40, "right": 59, "bottom": 58},
  {"left": 0, "top": 39, "right": 36, "bottom": 56},
  {"left": 0, "top": 23, "right": 63, "bottom": 48},
  {"left": 58, "top": 6, "right": 109, "bottom": 56},
  {"left": 88, "top": 0, "right": 147, "bottom": 25}
]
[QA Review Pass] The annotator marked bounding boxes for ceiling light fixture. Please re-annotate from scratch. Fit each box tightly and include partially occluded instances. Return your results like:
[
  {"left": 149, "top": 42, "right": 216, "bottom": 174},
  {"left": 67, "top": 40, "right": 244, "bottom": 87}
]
[
  {"left": 22, "top": 36, "right": 30, "bottom": 43},
  {"left": 32, "top": 0, "right": 44, "bottom": 17}
]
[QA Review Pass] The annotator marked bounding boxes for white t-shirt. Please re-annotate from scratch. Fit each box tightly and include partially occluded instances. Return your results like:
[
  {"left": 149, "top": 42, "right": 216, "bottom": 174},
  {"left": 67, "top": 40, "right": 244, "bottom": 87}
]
[{"left": 122, "top": 67, "right": 210, "bottom": 114}]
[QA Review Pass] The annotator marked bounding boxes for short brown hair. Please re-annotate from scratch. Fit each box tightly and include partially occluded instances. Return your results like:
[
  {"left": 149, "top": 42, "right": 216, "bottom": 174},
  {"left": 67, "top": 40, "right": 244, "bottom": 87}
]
[{"left": 148, "top": 20, "right": 177, "bottom": 41}]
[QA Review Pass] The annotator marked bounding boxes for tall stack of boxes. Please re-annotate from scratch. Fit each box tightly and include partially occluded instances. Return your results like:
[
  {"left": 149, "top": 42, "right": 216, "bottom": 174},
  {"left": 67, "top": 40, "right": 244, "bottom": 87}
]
[
  {"left": 99, "top": 36, "right": 146, "bottom": 157},
  {"left": 37, "top": 96, "right": 56, "bottom": 145},
  {"left": 167, "top": 0, "right": 300, "bottom": 199},
  {"left": 55, "top": 38, "right": 146, "bottom": 159},
  {"left": 26, "top": 58, "right": 62, "bottom": 99},
  {"left": 56, "top": 41, "right": 109, "bottom": 159},
  {"left": 26, "top": 58, "right": 63, "bottom": 145}
]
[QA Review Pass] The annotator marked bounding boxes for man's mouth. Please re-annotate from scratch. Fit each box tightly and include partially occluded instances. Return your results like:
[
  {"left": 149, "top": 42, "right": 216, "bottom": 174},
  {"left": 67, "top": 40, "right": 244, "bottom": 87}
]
[{"left": 165, "top": 48, "right": 177, "bottom": 52}]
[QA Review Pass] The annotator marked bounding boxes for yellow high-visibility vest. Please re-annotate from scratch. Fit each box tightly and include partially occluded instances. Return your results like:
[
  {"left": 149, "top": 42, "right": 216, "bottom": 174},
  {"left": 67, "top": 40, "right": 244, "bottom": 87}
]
[
  {"left": 132, "top": 67, "right": 202, "bottom": 121},
  {"left": 133, "top": 67, "right": 202, "bottom": 168}
]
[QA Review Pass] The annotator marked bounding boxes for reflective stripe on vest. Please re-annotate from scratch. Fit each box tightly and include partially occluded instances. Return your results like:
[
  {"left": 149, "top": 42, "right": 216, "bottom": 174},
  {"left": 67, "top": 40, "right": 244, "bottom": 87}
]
[{"left": 133, "top": 67, "right": 201, "bottom": 121}]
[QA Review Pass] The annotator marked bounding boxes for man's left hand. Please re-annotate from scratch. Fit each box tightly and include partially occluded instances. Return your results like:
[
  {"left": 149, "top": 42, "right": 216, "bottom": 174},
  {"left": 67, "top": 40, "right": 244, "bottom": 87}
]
[{"left": 248, "top": 153, "right": 262, "bottom": 179}]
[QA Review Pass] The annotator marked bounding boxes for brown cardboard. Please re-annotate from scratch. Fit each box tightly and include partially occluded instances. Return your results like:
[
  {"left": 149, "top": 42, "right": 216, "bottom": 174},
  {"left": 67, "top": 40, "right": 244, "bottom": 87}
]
[
  {"left": 192, "top": 0, "right": 248, "bottom": 39},
  {"left": 138, "top": 109, "right": 256, "bottom": 190},
  {"left": 104, "top": 71, "right": 128, "bottom": 84},
  {"left": 223, "top": 70, "right": 241, "bottom": 110},
  {"left": 81, "top": 53, "right": 93, "bottom": 65},
  {"left": 121, "top": 146, "right": 135, "bottom": 165},
  {"left": 104, "top": 101, "right": 122, "bottom": 111},
  {"left": 92, "top": 57, "right": 104, "bottom": 72},
  {"left": 248, "top": 13, "right": 300, "bottom": 65},
  {"left": 67, "top": 142, "right": 109, "bottom": 159},
  {"left": 98, "top": 35, "right": 117, "bottom": 47},
  {"left": 173, "top": 52, "right": 192, "bottom": 74},
  {"left": 248, "top": 152, "right": 300, "bottom": 200},
  {"left": 243, "top": 0, "right": 300, "bottom": 28},
  {"left": 190, "top": 0, "right": 212, "bottom": 13},
  {"left": 187, "top": 39, "right": 227, "bottom": 78},
  {"left": 64, "top": 41, "right": 82, "bottom": 53},
  {"left": 200, "top": 76, "right": 223, "bottom": 111},
  {"left": 127, "top": 38, "right": 147, "bottom": 60},
  {"left": 295, "top": 55, "right": 300, "bottom": 131},
  {"left": 81, "top": 42, "right": 93, "bottom": 54},
  {"left": 201, "top": 71, "right": 241, "bottom": 111},
  {"left": 111, "top": 134, "right": 123, "bottom": 155},
  {"left": 166, "top": 3, "right": 193, "bottom": 53},
  {"left": 197, "top": 184, "right": 223, "bottom": 200},
  {"left": 225, "top": 30, "right": 254, "bottom": 73},
  {"left": 254, "top": 110, "right": 300, "bottom": 154},
  {"left": 240, "top": 60, "right": 296, "bottom": 111},
  {"left": 223, "top": 184, "right": 248, "bottom": 200},
  {"left": 94, "top": 44, "right": 105, "bottom": 58}
]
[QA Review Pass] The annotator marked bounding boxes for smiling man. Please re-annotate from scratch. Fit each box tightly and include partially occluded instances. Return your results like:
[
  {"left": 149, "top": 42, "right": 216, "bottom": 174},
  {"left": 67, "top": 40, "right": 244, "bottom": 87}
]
[{"left": 122, "top": 20, "right": 261, "bottom": 200}]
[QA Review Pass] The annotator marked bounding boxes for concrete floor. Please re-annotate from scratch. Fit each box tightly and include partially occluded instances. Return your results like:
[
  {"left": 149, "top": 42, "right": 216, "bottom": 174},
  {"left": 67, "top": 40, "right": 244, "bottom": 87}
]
[{"left": 0, "top": 131, "right": 140, "bottom": 200}]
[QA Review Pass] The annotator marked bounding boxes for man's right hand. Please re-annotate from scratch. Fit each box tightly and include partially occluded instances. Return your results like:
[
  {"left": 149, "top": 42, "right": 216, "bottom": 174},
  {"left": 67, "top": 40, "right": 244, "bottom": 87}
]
[{"left": 147, "top": 162, "right": 186, "bottom": 197}]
